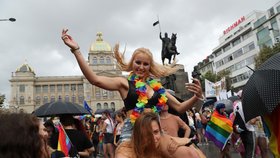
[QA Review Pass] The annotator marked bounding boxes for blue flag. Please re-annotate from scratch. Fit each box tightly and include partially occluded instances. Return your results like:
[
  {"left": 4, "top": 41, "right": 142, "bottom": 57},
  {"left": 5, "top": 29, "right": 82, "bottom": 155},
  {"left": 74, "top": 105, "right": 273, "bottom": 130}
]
[{"left": 83, "top": 100, "right": 92, "bottom": 113}]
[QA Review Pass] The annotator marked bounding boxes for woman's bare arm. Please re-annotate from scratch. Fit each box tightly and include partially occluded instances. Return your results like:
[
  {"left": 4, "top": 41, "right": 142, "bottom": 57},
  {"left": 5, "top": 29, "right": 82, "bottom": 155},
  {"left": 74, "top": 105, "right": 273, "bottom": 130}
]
[{"left": 167, "top": 78, "right": 203, "bottom": 113}]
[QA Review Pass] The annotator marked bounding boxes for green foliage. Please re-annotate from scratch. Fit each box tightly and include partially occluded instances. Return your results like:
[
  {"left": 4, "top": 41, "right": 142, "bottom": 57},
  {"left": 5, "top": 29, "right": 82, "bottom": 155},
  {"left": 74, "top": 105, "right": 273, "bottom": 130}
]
[
  {"left": 217, "top": 70, "right": 232, "bottom": 91},
  {"left": 201, "top": 71, "right": 216, "bottom": 92},
  {"left": 0, "top": 94, "right": 5, "bottom": 108},
  {"left": 202, "top": 71, "right": 217, "bottom": 82},
  {"left": 255, "top": 43, "right": 280, "bottom": 69}
]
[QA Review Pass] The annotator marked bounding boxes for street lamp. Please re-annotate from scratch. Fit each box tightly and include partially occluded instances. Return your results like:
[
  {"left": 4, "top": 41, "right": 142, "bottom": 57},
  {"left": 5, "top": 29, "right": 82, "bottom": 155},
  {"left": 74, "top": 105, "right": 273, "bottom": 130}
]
[{"left": 0, "top": 18, "right": 16, "bottom": 22}]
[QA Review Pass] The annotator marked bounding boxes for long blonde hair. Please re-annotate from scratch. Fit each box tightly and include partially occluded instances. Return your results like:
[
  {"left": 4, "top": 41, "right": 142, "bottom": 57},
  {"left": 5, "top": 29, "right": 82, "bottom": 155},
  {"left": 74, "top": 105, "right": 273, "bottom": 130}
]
[{"left": 113, "top": 44, "right": 178, "bottom": 78}]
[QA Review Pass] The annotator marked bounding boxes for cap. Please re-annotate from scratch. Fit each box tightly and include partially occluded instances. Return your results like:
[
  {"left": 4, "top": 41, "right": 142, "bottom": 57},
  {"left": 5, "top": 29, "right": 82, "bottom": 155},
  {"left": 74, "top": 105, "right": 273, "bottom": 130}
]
[{"left": 215, "top": 103, "right": 225, "bottom": 111}]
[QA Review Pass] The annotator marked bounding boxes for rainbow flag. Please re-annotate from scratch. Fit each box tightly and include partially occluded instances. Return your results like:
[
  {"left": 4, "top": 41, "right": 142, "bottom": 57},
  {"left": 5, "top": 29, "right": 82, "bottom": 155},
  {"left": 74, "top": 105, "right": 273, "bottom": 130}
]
[
  {"left": 57, "top": 123, "right": 71, "bottom": 156},
  {"left": 205, "top": 110, "right": 233, "bottom": 150},
  {"left": 264, "top": 106, "right": 280, "bottom": 158}
]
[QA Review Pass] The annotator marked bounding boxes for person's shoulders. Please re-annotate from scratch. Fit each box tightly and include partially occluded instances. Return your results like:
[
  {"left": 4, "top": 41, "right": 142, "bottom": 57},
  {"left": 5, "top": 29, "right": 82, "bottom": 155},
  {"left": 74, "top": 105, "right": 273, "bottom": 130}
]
[{"left": 173, "top": 115, "right": 184, "bottom": 122}]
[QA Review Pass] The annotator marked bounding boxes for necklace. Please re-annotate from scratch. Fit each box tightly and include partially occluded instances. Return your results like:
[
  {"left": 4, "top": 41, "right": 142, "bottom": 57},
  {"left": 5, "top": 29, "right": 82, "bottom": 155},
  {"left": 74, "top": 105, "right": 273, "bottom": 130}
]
[{"left": 128, "top": 73, "right": 168, "bottom": 124}]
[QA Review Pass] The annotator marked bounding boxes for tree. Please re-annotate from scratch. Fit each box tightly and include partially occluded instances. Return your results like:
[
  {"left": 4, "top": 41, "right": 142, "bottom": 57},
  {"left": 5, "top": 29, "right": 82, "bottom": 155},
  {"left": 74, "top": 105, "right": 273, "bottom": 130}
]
[
  {"left": 217, "top": 70, "right": 232, "bottom": 91},
  {"left": 0, "top": 94, "right": 5, "bottom": 108},
  {"left": 255, "top": 43, "right": 280, "bottom": 69},
  {"left": 201, "top": 71, "right": 216, "bottom": 92}
]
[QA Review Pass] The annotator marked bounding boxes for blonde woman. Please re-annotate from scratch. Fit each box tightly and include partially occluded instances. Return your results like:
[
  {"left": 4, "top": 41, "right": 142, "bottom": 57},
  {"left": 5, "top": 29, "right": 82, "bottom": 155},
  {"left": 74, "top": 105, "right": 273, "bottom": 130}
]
[{"left": 61, "top": 28, "right": 203, "bottom": 146}]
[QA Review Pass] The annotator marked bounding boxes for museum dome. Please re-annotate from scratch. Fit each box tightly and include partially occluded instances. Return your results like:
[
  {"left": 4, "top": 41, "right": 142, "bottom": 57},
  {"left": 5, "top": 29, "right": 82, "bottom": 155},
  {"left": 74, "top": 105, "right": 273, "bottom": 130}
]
[
  {"left": 90, "top": 32, "right": 112, "bottom": 52},
  {"left": 16, "top": 61, "right": 34, "bottom": 73}
]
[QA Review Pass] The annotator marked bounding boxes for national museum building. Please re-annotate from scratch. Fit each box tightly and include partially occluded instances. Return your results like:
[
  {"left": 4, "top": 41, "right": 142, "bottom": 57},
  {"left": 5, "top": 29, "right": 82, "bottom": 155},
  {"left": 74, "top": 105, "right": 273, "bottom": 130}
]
[{"left": 9, "top": 33, "right": 124, "bottom": 113}]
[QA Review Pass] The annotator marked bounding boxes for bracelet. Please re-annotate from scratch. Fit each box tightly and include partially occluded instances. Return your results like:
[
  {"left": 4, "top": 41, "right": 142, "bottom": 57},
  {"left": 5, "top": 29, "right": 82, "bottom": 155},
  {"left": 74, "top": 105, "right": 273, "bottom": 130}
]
[{"left": 70, "top": 46, "right": 80, "bottom": 54}]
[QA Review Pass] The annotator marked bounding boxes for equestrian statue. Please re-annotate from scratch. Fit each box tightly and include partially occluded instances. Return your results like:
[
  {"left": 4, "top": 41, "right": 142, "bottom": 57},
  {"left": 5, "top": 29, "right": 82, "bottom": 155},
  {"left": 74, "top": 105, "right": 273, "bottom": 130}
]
[{"left": 160, "top": 32, "right": 180, "bottom": 65}]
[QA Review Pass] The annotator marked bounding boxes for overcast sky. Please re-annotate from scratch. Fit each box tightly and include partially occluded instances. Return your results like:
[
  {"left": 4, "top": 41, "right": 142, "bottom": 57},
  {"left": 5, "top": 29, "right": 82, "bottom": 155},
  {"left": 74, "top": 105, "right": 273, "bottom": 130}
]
[{"left": 0, "top": 0, "right": 278, "bottom": 101}]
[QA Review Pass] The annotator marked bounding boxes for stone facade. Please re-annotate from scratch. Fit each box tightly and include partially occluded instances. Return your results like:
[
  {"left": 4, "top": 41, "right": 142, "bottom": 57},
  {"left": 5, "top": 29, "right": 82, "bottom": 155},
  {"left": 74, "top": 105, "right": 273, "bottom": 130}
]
[{"left": 9, "top": 33, "right": 124, "bottom": 113}]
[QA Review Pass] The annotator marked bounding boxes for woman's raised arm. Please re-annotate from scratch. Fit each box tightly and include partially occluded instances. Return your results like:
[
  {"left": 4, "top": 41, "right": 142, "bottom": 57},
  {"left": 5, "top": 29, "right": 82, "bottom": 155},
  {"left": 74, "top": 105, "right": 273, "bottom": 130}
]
[{"left": 61, "top": 29, "right": 127, "bottom": 93}]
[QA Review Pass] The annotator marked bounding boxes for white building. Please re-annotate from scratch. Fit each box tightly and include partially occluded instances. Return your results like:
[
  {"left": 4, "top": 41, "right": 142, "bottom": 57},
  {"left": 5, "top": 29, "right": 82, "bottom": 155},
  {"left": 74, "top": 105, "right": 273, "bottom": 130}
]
[{"left": 196, "top": 1, "right": 280, "bottom": 90}]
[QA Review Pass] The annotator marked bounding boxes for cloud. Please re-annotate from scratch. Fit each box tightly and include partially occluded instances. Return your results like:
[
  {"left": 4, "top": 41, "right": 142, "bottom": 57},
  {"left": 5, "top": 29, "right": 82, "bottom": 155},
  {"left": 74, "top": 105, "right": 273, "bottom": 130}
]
[{"left": 0, "top": 0, "right": 278, "bottom": 101}]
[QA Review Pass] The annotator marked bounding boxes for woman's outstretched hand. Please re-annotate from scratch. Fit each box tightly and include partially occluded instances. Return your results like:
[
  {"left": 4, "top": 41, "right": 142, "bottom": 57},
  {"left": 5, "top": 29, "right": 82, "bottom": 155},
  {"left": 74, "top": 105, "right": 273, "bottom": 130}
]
[
  {"left": 185, "top": 78, "right": 203, "bottom": 100},
  {"left": 61, "top": 28, "right": 79, "bottom": 50}
]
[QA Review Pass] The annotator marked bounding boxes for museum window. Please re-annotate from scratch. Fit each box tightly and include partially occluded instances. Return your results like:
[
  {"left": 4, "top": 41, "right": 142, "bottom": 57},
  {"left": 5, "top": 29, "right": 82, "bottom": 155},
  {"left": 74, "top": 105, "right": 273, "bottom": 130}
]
[
  {"left": 96, "top": 88, "right": 101, "bottom": 99},
  {"left": 19, "top": 96, "right": 24, "bottom": 105},
  {"left": 43, "top": 85, "right": 48, "bottom": 93},
  {"left": 110, "top": 102, "right": 115, "bottom": 111},
  {"left": 104, "top": 102, "right": 108, "bottom": 109},
  {"left": 78, "top": 84, "right": 83, "bottom": 92},
  {"left": 19, "top": 85, "right": 25, "bottom": 92},
  {"left": 93, "top": 57, "right": 98, "bottom": 65},
  {"left": 100, "top": 56, "right": 104, "bottom": 64},
  {"left": 64, "top": 84, "right": 69, "bottom": 92},
  {"left": 106, "top": 56, "right": 111, "bottom": 64},
  {"left": 109, "top": 91, "right": 114, "bottom": 98},
  {"left": 71, "top": 84, "right": 76, "bottom": 92},
  {"left": 35, "top": 86, "right": 41, "bottom": 93},
  {"left": 97, "top": 103, "right": 101, "bottom": 109},
  {"left": 57, "top": 84, "right": 62, "bottom": 92},
  {"left": 50, "top": 85, "right": 55, "bottom": 93},
  {"left": 103, "top": 90, "right": 108, "bottom": 99}
]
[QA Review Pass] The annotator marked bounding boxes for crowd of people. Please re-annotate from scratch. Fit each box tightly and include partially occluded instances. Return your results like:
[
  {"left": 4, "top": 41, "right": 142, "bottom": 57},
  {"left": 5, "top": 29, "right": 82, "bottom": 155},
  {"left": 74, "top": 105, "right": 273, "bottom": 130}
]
[{"left": 0, "top": 101, "right": 271, "bottom": 158}]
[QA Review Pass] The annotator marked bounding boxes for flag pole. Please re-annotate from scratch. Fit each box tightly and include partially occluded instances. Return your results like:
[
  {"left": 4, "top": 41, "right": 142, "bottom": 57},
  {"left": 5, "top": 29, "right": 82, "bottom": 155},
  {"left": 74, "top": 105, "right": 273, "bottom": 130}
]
[
  {"left": 246, "top": 65, "right": 255, "bottom": 72},
  {"left": 157, "top": 15, "right": 162, "bottom": 33}
]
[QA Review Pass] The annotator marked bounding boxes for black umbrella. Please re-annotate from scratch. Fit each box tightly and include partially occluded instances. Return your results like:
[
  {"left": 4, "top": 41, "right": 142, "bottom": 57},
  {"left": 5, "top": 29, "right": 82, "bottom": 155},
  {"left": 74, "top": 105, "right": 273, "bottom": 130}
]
[
  {"left": 94, "top": 109, "right": 114, "bottom": 115},
  {"left": 228, "top": 96, "right": 240, "bottom": 103},
  {"left": 242, "top": 53, "right": 280, "bottom": 122},
  {"left": 202, "top": 99, "right": 216, "bottom": 108},
  {"left": 214, "top": 99, "right": 233, "bottom": 115},
  {"left": 33, "top": 101, "right": 90, "bottom": 117}
]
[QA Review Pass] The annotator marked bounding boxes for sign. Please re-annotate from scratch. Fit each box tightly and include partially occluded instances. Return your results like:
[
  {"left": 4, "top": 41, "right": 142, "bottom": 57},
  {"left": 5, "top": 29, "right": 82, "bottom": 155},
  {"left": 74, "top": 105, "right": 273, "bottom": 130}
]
[
  {"left": 205, "top": 79, "right": 216, "bottom": 97},
  {"left": 223, "top": 16, "right": 245, "bottom": 35},
  {"left": 205, "top": 77, "right": 227, "bottom": 100}
]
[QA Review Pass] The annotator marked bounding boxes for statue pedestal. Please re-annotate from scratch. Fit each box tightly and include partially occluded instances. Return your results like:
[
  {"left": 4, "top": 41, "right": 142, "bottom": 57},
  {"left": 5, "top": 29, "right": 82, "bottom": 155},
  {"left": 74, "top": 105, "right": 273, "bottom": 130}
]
[{"left": 160, "top": 64, "right": 191, "bottom": 100}]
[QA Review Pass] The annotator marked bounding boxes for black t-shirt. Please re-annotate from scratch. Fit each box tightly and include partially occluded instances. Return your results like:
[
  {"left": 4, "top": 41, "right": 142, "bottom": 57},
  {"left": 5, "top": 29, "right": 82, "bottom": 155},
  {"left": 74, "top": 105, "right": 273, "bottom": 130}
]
[{"left": 50, "top": 129, "right": 93, "bottom": 158}]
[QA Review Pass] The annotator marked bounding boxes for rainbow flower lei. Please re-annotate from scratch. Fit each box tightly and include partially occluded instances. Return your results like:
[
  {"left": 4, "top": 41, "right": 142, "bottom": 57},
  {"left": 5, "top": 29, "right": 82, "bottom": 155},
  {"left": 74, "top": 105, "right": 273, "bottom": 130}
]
[{"left": 128, "top": 73, "right": 168, "bottom": 124}]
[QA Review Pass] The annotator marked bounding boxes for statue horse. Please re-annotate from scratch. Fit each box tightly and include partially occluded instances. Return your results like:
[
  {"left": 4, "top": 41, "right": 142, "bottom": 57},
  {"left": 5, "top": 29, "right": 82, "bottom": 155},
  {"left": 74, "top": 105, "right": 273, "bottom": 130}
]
[{"left": 162, "top": 33, "right": 180, "bottom": 65}]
